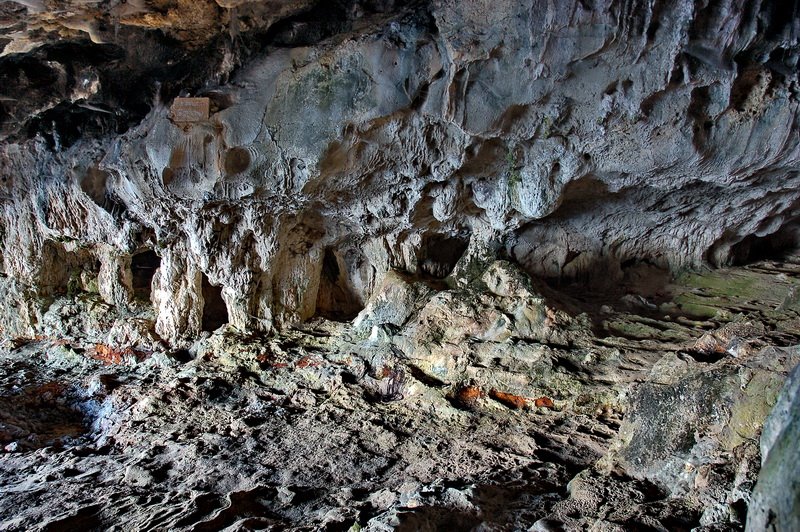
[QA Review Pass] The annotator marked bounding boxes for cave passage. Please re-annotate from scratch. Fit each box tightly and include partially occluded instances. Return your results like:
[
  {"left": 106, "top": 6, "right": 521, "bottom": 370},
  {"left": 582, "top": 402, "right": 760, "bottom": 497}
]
[
  {"left": 315, "top": 247, "right": 364, "bottom": 322},
  {"left": 728, "top": 224, "right": 800, "bottom": 266},
  {"left": 131, "top": 250, "right": 161, "bottom": 301},
  {"left": 418, "top": 233, "right": 470, "bottom": 279},
  {"left": 201, "top": 273, "right": 229, "bottom": 332},
  {"left": 40, "top": 240, "right": 99, "bottom": 297}
]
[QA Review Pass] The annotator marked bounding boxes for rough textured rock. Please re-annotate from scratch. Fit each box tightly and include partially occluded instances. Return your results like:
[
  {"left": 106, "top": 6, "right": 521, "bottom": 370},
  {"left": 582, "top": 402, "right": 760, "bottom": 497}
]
[
  {"left": 595, "top": 345, "right": 798, "bottom": 529},
  {"left": 1, "top": 0, "right": 800, "bottom": 530},
  {"left": 0, "top": 0, "right": 799, "bottom": 343},
  {"left": 0, "top": 254, "right": 798, "bottom": 530},
  {"left": 747, "top": 361, "right": 800, "bottom": 531}
]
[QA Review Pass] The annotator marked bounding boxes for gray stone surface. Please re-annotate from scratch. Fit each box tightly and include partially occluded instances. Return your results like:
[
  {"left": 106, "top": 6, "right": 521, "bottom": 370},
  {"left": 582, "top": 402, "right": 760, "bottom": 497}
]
[
  {"left": 0, "top": 1, "right": 799, "bottom": 530},
  {"left": 0, "top": 1, "right": 798, "bottom": 343},
  {"left": 747, "top": 362, "right": 800, "bottom": 531},
  {"left": 0, "top": 255, "right": 797, "bottom": 530}
]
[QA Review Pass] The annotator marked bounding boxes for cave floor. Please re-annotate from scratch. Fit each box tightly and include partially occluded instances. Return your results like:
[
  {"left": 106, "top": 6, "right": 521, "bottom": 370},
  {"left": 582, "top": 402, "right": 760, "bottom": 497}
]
[{"left": 1, "top": 258, "right": 800, "bottom": 531}]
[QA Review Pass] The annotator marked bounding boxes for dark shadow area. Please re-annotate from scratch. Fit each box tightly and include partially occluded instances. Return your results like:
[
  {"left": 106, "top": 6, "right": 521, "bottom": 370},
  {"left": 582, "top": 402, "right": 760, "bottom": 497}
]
[
  {"left": 315, "top": 247, "right": 365, "bottom": 321},
  {"left": 258, "top": 1, "right": 353, "bottom": 48},
  {"left": 418, "top": 233, "right": 469, "bottom": 279},
  {"left": 131, "top": 250, "right": 161, "bottom": 301},
  {"left": 184, "top": 486, "right": 282, "bottom": 532},
  {"left": 728, "top": 60, "right": 764, "bottom": 112},
  {"left": 168, "top": 349, "right": 194, "bottom": 364},
  {"left": 0, "top": 381, "right": 89, "bottom": 452},
  {"left": 679, "top": 349, "right": 728, "bottom": 364},
  {"left": 201, "top": 273, "right": 229, "bottom": 332},
  {"left": 727, "top": 224, "right": 800, "bottom": 266},
  {"left": 224, "top": 147, "right": 252, "bottom": 176},
  {"left": 0, "top": 29, "right": 233, "bottom": 147},
  {"left": 257, "top": 0, "right": 429, "bottom": 48},
  {"left": 759, "top": 0, "right": 800, "bottom": 41},
  {"left": 547, "top": 175, "right": 611, "bottom": 218},
  {"left": 79, "top": 166, "right": 127, "bottom": 216},
  {"left": 80, "top": 166, "right": 109, "bottom": 206},
  {"left": 508, "top": 248, "right": 698, "bottom": 339},
  {"left": 39, "top": 240, "right": 100, "bottom": 297},
  {"left": 41, "top": 504, "right": 104, "bottom": 532}
]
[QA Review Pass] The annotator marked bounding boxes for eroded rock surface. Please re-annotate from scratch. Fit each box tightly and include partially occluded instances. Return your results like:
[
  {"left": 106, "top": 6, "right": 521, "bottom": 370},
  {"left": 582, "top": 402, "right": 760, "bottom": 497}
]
[
  {"left": 1, "top": 0, "right": 800, "bottom": 530},
  {"left": 0, "top": 0, "right": 799, "bottom": 342},
  {"left": 747, "top": 361, "right": 800, "bottom": 531},
  {"left": 0, "top": 257, "right": 798, "bottom": 530}
]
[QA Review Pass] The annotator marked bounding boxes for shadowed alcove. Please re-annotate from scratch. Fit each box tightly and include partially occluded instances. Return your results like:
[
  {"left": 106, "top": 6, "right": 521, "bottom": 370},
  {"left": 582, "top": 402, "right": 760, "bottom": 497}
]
[
  {"left": 417, "top": 233, "right": 470, "bottom": 279},
  {"left": 131, "top": 250, "right": 161, "bottom": 301},
  {"left": 201, "top": 273, "right": 229, "bottom": 332},
  {"left": 315, "top": 247, "right": 367, "bottom": 322}
]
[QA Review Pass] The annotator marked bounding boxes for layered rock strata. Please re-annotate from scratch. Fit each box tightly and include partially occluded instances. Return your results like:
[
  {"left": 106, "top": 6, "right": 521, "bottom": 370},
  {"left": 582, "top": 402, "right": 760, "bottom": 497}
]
[{"left": 0, "top": 256, "right": 798, "bottom": 529}]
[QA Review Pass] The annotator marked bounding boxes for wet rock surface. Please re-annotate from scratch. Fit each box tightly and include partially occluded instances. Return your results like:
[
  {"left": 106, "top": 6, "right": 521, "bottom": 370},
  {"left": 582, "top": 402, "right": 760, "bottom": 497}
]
[{"left": 1, "top": 257, "right": 798, "bottom": 530}]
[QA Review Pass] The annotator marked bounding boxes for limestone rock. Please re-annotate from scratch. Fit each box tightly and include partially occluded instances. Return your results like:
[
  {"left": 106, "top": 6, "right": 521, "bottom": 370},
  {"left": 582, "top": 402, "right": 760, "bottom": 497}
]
[
  {"left": 0, "top": 0, "right": 797, "bottom": 341},
  {"left": 747, "top": 362, "right": 800, "bottom": 531},
  {"left": 353, "top": 270, "right": 434, "bottom": 332},
  {"left": 601, "top": 346, "right": 800, "bottom": 528},
  {"left": 0, "top": 1, "right": 799, "bottom": 530},
  {"left": 395, "top": 260, "right": 569, "bottom": 384}
]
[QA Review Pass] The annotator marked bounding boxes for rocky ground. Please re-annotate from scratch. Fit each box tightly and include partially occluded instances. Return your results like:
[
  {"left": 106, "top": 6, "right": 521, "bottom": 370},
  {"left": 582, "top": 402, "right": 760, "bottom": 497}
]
[
  {"left": 0, "top": 1, "right": 798, "bottom": 530},
  {"left": 1, "top": 256, "right": 799, "bottom": 531}
]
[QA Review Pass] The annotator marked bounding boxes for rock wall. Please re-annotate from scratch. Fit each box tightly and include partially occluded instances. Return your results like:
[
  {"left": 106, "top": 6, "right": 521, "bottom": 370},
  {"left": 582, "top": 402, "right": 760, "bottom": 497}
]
[
  {"left": 0, "top": 0, "right": 799, "bottom": 343},
  {"left": 747, "top": 360, "right": 800, "bottom": 530}
]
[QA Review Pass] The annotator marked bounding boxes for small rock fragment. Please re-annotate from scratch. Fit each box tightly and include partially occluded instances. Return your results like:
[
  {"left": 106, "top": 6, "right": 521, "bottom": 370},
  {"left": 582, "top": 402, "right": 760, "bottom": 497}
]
[
  {"left": 534, "top": 396, "right": 555, "bottom": 409},
  {"left": 454, "top": 384, "right": 483, "bottom": 410},
  {"left": 489, "top": 389, "right": 528, "bottom": 409},
  {"left": 123, "top": 464, "right": 154, "bottom": 487}
]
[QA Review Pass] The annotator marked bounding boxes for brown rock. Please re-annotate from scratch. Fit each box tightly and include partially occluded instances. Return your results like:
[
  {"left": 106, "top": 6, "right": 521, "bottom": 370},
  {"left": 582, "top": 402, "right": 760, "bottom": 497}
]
[
  {"left": 454, "top": 384, "right": 483, "bottom": 410},
  {"left": 534, "top": 396, "right": 555, "bottom": 409},
  {"left": 169, "top": 97, "right": 210, "bottom": 123},
  {"left": 489, "top": 389, "right": 528, "bottom": 410}
]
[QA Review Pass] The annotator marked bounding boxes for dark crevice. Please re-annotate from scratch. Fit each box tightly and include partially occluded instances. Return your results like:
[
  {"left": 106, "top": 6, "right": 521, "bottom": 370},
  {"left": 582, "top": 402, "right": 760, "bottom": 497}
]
[
  {"left": 760, "top": 0, "right": 800, "bottom": 41},
  {"left": 79, "top": 166, "right": 125, "bottom": 216},
  {"left": 680, "top": 349, "right": 727, "bottom": 364},
  {"left": 544, "top": 175, "right": 611, "bottom": 219},
  {"left": 201, "top": 273, "right": 229, "bottom": 332},
  {"left": 256, "top": 0, "right": 431, "bottom": 49},
  {"left": 1, "top": 32, "right": 230, "bottom": 147},
  {"left": 729, "top": 58, "right": 763, "bottom": 112},
  {"left": 727, "top": 225, "right": 800, "bottom": 266},
  {"left": 687, "top": 85, "right": 711, "bottom": 152},
  {"left": 418, "top": 233, "right": 469, "bottom": 279},
  {"left": 315, "top": 247, "right": 366, "bottom": 322},
  {"left": 766, "top": 46, "right": 799, "bottom": 77},
  {"left": 131, "top": 250, "right": 161, "bottom": 302},
  {"left": 256, "top": 1, "right": 356, "bottom": 48}
]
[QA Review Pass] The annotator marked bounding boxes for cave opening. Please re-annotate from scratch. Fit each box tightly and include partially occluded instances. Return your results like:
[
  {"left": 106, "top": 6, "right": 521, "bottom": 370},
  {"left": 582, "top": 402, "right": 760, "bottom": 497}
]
[
  {"left": 80, "top": 166, "right": 127, "bottom": 216},
  {"left": 418, "top": 233, "right": 470, "bottom": 279},
  {"left": 315, "top": 247, "right": 365, "bottom": 322},
  {"left": 80, "top": 166, "right": 109, "bottom": 207},
  {"left": 131, "top": 250, "right": 161, "bottom": 301},
  {"left": 728, "top": 224, "right": 800, "bottom": 266},
  {"left": 201, "top": 273, "right": 229, "bottom": 332},
  {"left": 39, "top": 240, "right": 99, "bottom": 297}
]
